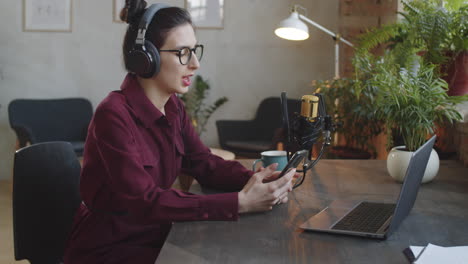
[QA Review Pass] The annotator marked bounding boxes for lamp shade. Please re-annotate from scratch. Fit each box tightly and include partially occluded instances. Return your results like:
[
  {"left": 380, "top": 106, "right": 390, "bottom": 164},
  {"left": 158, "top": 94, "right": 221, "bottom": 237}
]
[{"left": 274, "top": 12, "right": 309, "bottom": 41}]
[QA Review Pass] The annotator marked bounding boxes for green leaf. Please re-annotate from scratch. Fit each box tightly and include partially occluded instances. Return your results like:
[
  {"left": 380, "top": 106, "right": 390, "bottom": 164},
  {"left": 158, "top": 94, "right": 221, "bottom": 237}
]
[{"left": 181, "top": 75, "right": 228, "bottom": 136}]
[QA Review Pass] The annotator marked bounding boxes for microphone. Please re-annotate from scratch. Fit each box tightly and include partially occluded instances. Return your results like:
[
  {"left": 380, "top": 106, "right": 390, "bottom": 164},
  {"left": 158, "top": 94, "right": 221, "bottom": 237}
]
[
  {"left": 292, "top": 94, "right": 326, "bottom": 151},
  {"left": 280, "top": 92, "right": 334, "bottom": 189}
]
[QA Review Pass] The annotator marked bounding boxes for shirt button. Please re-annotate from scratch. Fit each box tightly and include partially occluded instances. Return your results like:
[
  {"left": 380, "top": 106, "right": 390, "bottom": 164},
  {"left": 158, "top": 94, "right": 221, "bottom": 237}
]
[{"left": 203, "top": 213, "right": 209, "bottom": 219}]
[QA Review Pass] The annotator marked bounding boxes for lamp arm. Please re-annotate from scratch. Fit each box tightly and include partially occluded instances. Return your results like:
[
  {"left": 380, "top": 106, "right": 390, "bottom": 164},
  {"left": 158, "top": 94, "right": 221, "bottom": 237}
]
[
  {"left": 298, "top": 14, "right": 354, "bottom": 48},
  {"left": 339, "top": 37, "right": 354, "bottom": 48}
]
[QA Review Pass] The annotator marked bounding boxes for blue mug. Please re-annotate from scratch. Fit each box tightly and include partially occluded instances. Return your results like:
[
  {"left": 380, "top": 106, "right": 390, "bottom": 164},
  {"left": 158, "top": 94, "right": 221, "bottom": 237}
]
[{"left": 252, "top": 150, "right": 288, "bottom": 171}]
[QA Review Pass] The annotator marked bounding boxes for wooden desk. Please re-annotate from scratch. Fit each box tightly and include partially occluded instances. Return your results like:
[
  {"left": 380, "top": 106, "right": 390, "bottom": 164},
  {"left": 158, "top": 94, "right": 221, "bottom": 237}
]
[
  {"left": 157, "top": 159, "right": 468, "bottom": 264},
  {"left": 209, "top": 148, "right": 235, "bottom": 160}
]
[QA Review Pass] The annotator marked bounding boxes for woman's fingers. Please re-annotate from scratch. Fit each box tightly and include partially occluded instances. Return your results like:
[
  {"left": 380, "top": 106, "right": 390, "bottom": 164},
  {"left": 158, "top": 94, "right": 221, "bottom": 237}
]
[
  {"left": 256, "top": 163, "right": 278, "bottom": 179},
  {"left": 274, "top": 191, "right": 289, "bottom": 205},
  {"left": 270, "top": 168, "right": 295, "bottom": 190},
  {"left": 276, "top": 196, "right": 288, "bottom": 205},
  {"left": 262, "top": 170, "right": 283, "bottom": 183},
  {"left": 294, "top": 172, "right": 301, "bottom": 179},
  {"left": 266, "top": 169, "right": 294, "bottom": 205},
  {"left": 266, "top": 163, "right": 278, "bottom": 171}
]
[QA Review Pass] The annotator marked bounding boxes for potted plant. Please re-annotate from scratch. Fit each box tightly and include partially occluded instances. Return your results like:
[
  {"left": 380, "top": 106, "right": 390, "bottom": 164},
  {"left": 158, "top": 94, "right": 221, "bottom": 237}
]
[
  {"left": 312, "top": 50, "right": 384, "bottom": 159},
  {"left": 180, "top": 75, "right": 228, "bottom": 136},
  {"left": 355, "top": 0, "right": 468, "bottom": 181},
  {"left": 370, "top": 52, "right": 468, "bottom": 183},
  {"left": 358, "top": 0, "right": 468, "bottom": 96}
]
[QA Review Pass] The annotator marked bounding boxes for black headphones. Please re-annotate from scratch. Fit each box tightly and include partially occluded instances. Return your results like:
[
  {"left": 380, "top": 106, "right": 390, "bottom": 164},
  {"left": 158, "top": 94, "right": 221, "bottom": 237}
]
[{"left": 127, "top": 3, "right": 170, "bottom": 78}]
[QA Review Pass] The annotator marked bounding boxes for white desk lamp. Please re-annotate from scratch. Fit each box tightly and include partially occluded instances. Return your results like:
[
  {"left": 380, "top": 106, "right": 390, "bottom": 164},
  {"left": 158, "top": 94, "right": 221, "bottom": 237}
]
[{"left": 275, "top": 5, "right": 354, "bottom": 79}]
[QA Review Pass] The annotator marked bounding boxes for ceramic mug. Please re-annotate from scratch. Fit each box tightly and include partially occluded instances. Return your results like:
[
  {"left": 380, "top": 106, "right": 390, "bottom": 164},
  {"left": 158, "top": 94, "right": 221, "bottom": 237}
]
[{"left": 252, "top": 150, "right": 288, "bottom": 171}]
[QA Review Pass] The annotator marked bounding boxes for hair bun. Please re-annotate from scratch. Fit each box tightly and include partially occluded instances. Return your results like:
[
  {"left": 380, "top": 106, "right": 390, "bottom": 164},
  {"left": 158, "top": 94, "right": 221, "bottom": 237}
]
[{"left": 120, "top": 0, "right": 147, "bottom": 24}]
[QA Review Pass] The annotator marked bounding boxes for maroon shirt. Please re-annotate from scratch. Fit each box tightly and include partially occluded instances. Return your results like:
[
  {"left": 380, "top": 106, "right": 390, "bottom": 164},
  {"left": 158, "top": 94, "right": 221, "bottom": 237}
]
[{"left": 64, "top": 74, "right": 253, "bottom": 264}]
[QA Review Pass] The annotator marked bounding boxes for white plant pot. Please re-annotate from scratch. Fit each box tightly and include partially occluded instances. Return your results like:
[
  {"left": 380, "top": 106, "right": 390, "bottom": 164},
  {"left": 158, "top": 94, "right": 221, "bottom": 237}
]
[{"left": 386, "top": 146, "right": 440, "bottom": 183}]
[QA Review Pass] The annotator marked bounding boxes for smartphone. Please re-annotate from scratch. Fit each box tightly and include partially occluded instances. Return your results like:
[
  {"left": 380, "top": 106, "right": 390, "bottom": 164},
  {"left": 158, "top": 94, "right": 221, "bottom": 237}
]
[{"left": 277, "top": 150, "right": 308, "bottom": 178}]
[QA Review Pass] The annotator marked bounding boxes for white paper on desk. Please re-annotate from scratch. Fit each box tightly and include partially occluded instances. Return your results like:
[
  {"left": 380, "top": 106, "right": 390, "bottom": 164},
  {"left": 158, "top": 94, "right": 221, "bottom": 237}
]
[
  {"left": 414, "top": 243, "right": 468, "bottom": 264},
  {"left": 410, "top": 246, "right": 425, "bottom": 257}
]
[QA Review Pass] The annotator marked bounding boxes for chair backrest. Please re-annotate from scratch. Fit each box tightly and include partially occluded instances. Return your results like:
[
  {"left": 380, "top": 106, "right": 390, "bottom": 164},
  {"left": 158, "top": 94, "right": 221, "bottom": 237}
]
[
  {"left": 8, "top": 98, "right": 93, "bottom": 147},
  {"left": 253, "top": 97, "right": 301, "bottom": 140},
  {"left": 13, "top": 142, "right": 81, "bottom": 264}
]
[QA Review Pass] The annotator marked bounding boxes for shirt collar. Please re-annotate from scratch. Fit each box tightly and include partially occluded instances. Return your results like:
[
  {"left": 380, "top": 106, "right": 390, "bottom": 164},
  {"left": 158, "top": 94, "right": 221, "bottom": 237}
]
[{"left": 121, "top": 73, "right": 181, "bottom": 128}]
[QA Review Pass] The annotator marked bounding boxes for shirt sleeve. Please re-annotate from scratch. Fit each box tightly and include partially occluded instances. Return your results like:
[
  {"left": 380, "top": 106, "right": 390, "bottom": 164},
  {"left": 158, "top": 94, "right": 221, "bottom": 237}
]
[
  {"left": 91, "top": 105, "right": 242, "bottom": 222},
  {"left": 177, "top": 99, "right": 254, "bottom": 191}
]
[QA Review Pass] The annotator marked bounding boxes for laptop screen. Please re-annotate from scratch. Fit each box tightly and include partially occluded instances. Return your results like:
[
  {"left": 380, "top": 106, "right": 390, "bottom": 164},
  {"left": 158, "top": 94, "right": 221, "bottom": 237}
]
[{"left": 386, "top": 135, "right": 436, "bottom": 236}]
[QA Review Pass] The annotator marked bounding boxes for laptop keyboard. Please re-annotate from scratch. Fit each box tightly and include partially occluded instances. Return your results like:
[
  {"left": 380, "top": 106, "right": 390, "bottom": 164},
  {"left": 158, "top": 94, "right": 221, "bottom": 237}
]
[{"left": 331, "top": 202, "right": 396, "bottom": 233}]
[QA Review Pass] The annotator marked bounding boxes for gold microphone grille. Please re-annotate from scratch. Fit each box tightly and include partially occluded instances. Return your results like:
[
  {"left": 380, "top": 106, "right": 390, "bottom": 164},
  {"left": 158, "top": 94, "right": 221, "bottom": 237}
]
[{"left": 301, "top": 95, "right": 319, "bottom": 121}]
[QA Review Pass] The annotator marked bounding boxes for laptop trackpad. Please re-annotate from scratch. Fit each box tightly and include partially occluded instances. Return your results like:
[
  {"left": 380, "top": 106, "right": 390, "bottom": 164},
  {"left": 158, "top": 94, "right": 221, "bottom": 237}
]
[{"left": 300, "top": 200, "right": 360, "bottom": 230}]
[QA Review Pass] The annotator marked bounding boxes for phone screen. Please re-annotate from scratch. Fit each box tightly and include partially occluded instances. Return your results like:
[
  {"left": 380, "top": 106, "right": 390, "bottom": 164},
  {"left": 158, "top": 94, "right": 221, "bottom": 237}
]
[{"left": 277, "top": 150, "right": 308, "bottom": 178}]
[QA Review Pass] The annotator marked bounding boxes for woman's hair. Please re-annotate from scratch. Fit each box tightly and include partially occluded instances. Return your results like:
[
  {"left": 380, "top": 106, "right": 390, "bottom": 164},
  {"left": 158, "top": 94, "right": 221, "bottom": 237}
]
[{"left": 120, "top": 0, "right": 192, "bottom": 72}]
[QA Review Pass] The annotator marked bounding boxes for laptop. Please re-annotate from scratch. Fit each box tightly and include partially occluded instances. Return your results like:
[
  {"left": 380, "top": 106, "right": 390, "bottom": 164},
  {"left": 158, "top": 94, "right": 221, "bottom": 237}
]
[{"left": 300, "top": 135, "right": 436, "bottom": 239}]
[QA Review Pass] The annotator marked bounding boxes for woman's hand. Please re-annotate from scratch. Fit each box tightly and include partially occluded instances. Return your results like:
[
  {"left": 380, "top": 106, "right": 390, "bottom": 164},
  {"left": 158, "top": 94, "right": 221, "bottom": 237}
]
[
  {"left": 262, "top": 169, "right": 301, "bottom": 183},
  {"left": 238, "top": 164, "right": 295, "bottom": 213}
]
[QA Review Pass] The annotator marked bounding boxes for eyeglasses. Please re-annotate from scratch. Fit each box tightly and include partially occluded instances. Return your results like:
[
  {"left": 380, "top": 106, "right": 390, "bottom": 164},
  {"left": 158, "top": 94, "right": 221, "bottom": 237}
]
[{"left": 159, "top": 44, "right": 204, "bottom": 65}]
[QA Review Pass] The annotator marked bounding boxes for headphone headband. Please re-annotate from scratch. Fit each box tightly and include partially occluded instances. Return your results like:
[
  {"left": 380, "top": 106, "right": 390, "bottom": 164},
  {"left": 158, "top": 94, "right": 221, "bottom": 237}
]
[
  {"left": 135, "top": 3, "right": 170, "bottom": 45},
  {"left": 128, "top": 3, "right": 171, "bottom": 78}
]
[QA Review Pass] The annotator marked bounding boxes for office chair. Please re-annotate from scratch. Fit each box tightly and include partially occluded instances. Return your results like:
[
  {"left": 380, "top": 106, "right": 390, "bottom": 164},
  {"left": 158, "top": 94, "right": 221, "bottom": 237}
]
[
  {"left": 8, "top": 98, "right": 93, "bottom": 156},
  {"left": 216, "top": 97, "right": 301, "bottom": 158},
  {"left": 13, "top": 141, "right": 81, "bottom": 264}
]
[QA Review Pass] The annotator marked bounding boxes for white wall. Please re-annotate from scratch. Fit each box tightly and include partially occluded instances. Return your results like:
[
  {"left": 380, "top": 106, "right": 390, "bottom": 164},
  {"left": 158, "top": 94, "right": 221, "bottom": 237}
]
[{"left": 0, "top": 0, "right": 338, "bottom": 179}]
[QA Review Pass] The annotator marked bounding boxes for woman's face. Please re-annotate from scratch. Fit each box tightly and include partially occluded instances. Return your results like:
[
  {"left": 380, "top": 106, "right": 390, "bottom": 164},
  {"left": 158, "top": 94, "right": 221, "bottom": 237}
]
[{"left": 152, "top": 23, "right": 200, "bottom": 95}]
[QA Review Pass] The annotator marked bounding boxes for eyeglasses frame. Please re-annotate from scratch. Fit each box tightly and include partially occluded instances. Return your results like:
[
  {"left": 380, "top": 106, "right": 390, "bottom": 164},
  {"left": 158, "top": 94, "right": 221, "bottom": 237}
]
[{"left": 159, "top": 44, "right": 204, "bottom": 65}]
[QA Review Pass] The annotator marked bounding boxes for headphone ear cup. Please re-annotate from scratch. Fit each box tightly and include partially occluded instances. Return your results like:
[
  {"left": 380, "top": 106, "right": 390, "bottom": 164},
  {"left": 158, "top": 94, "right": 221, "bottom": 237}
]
[
  {"left": 127, "top": 41, "right": 160, "bottom": 78},
  {"left": 128, "top": 47, "right": 151, "bottom": 78},
  {"left": 142, "top": 40, "right": 160, "bottom": 78}
]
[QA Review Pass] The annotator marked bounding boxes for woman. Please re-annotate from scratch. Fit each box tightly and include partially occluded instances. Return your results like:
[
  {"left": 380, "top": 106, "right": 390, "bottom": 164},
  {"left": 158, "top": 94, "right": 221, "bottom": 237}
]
[{"left": 64, "top": 1, "right": 295, "bottom": 263}]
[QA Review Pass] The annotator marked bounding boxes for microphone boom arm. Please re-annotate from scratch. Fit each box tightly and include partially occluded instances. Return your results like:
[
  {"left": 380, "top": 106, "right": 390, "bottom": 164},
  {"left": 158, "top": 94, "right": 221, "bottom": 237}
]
[{"left": 281, "top": 92, "right": 335, "bottom": 189}]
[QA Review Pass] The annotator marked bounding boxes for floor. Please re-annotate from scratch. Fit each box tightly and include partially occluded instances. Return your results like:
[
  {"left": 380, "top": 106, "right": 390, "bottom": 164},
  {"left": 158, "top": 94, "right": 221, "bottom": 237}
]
[{"left": 0, "top": 180, "right": 27, "bottom": 264}]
